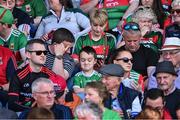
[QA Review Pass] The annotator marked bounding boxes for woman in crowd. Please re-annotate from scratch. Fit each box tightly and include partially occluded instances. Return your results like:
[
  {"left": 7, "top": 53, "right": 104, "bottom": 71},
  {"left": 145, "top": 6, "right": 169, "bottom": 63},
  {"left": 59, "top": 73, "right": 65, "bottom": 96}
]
[
  {"left": 139, "top": 0, "right": 171, "bottom": 29},
  {"left": 111, "top": 49, "right": 144, "bottom": 92},
  {"left": 132, "top": 7, "right": 163, "bottom": 54},
  {"left": 35, "top": 0, "right": 91, "bottom": 40},
  {"left": 84, "top": 81, "right": 122, "bottom": 119}
]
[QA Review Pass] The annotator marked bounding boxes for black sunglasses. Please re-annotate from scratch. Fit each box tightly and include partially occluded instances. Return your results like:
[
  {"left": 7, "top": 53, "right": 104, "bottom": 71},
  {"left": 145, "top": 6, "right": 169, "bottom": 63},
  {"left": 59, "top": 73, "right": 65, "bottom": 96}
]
[
  {"left": 123, "top": 23, "right": 140, "bottom": 31},
  {"left": 115, "top": 57, "right": 133, "bottom": 63},
  {"left": 28, "top": 50, "right": 48, "bottom": 56},
  {"left": 171, "top": 9, "right": 180, "bottom": 14}
]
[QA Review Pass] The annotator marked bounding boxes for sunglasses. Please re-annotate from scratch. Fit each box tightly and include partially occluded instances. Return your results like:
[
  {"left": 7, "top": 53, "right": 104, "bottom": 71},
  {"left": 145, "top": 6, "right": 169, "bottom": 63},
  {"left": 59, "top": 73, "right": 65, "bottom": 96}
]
[
  {"left": 123, "top": 23, "right": 140, "bottom": 31},
  {"left": 115, "top": 57, "right": 133, "bottom": 63},
  {"left": 28, "top": 50, "right": 48, "bottom": 56},
  {"left": 171, "top": 9, "right": 180, "bottom": 14}
]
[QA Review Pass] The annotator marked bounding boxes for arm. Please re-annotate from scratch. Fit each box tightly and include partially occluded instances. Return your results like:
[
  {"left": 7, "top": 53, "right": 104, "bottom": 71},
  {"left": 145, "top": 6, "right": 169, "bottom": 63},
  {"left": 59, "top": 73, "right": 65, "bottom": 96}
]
[
  {"left": 34, "top": 19, "right": 46, "bottom": 38},
  {"left": 80, "top": 0, "right": 99, "bottom": 14},
  {"left": 117, "top": 0, "right": 139, "bottom": 27},
  {"left": 8, "top": 75, "right": 30, "bottom": 112},
  {"left": 3, "top": 56, "right": 17, "bottom": 91},
  {"left": 52, "top": 43, "right": 74, "bottom": 80}
]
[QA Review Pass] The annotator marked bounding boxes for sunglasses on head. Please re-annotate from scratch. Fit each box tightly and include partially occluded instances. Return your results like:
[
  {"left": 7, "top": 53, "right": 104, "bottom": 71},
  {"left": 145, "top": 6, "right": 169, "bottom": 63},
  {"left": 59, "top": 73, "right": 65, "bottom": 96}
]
[
  {"left": 28, "top": 50, "right": 48, "bottom": 56},
  {"left": 123, "top": 23, "right": 140, "bottom": 31},
  {"left": 115, "top": 57, "right": 133, "bottom": 63},
  {"left": 171, "top": 9, "right": 180, "bottom": 14}
]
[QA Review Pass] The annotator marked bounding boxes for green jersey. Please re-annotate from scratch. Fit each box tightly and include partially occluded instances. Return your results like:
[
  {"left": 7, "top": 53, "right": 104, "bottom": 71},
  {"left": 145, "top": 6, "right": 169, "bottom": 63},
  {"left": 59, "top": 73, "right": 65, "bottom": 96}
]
[
  {"left": 103, "top": 108, "right": 122, "bottom": 120},
  {"left": 140, "top": 31, "right": 163, "bottom": 54},
  {"left": 73, "top": 70, "right": 101, "bottom": 88},
  {"left": 73, "top": 32, "right": 116, "bottom": 60},
  {"left": 16, "top": 0, "right": 47, "bottom": 18},
  {"left": 0, "top": 29, "right": 27, "bottom": 62}
]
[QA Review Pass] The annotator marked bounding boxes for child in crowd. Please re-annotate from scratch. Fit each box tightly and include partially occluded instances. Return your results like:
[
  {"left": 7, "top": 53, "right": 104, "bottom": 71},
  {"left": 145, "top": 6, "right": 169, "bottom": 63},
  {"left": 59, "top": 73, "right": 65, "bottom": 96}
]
[
  {"left": 73, "top": 8, "right": 116, "bottom": 69},
  {"left": 73, "top": 46, "right": 101, "bottom": 99}
]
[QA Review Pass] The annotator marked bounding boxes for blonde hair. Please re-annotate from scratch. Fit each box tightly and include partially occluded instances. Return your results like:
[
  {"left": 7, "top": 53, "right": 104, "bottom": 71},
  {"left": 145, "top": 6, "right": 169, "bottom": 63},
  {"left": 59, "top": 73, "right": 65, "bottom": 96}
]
[
  {"left": 89, "top": 8, "right": 108, "bottom": 26},
  {"left": 171, "top": 0, "right": 180, "bottom": 7},
  {"left": 132, "top": 6, "right": 157, "bottom": 24}
]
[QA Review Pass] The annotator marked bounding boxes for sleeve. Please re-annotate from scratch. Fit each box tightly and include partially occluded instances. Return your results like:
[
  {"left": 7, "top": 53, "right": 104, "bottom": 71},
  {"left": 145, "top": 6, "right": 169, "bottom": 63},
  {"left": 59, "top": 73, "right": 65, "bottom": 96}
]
[
  {"left": 75, "top": 12, "right": 91, "bottom": 38},
  {"left": 18, "top": 32, "right": 28, "bottom": 50},
  {"left": 73, "top": 37, "right": 84, "bottom": 55},
  {"left": 35, "top": 19, "right": 46, "bottom": 38},
  {"left": 131, "top": 96, "right": 142, "bottom": 117},
  {"left": 8, "top": 75, "right": 30, "bottom": 112},
  {"left": 32, "top": 0, "right": 47, "bottom": 17},
  {"left": 73, "top": 75, "right": 81, "bottom": 88},
  {"left": 63, "top": 55, "right": 75, "bottom": 77},
  {"left": 6, "top": 56, "right": 17, "bottom": 82}
]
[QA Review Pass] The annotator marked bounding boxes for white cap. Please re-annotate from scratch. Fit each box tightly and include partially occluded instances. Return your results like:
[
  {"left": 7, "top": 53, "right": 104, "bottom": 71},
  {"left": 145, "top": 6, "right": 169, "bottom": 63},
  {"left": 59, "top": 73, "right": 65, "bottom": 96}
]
[{"left": 161, "top": 37, "right": 180, "bottom": 51}]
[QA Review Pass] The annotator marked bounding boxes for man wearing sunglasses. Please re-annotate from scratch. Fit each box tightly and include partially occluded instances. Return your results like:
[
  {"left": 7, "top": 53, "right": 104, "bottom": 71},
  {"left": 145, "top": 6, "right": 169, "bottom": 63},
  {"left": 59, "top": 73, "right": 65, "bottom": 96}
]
[
  {"left": 119, "top": 22, "right": 158, "bottom": 81},
  {"left": 8, "top": 39, "right": 66, "bottom": 112},
  {"left": 165, "top": 0, "right": 180, "bottom": 38}
]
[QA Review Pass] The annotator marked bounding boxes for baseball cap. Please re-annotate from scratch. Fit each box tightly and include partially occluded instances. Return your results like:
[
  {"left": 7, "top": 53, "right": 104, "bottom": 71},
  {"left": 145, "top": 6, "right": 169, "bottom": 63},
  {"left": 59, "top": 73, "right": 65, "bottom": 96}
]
[
  {"left": 49, "top": 75, "right": 66, "bottom": 97},
  {"left": 0, "top": 7, "right": 14, "bottom": 25}
]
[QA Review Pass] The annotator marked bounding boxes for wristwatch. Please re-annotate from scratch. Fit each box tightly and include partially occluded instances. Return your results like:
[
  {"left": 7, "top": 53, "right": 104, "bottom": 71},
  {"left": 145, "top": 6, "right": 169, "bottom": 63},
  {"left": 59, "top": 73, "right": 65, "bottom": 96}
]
[
  {"left": 55, "top": 55, "right": 63, "bottom": 60},
  {"left": 0, "top": 86, "right": 3, "bottom": 91}
]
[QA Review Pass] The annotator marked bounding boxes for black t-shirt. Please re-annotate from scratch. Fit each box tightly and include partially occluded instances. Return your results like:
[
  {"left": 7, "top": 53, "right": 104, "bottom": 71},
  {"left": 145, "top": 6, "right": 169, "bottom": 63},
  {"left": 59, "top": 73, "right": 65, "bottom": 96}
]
[
  {"left": 8, "top": 64, "right": 56, "bottom": 112},
  {"left": 165, "top": 23, "right": 180, "bottom": 38},
  {"left": 119, "top": 45, "right": 158, "bottom": 76},
  {"left": 165, "top": 88, "right": 180, "bottom": 119}
]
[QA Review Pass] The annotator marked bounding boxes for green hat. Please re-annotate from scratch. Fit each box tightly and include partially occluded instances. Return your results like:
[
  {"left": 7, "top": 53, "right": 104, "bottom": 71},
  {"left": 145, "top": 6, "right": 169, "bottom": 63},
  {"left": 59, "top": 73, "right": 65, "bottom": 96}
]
[{"left": 0, "top": 7, "right": 14, "bottom": 25}]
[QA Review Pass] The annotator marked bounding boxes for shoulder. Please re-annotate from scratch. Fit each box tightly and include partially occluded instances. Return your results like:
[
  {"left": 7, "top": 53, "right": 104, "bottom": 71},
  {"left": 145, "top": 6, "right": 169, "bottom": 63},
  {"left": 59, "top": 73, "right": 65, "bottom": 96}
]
[
  {"left": 41, "top": 66, "right": 56, "bottom": 77},
  {"left": 17, "top": 64, "right": 30, "bottom": 79},
  {"left": 105, "top": 32, "right": 116, "bottom": 40},
  {"left": 12, "top": 29, "right": 25, "bottom": 37},
  {"left": 75, "top": 71, "right": 83, "bottom": 77},
  {"left": 42, "top": 12, "right": 53, "bottom": 19}
]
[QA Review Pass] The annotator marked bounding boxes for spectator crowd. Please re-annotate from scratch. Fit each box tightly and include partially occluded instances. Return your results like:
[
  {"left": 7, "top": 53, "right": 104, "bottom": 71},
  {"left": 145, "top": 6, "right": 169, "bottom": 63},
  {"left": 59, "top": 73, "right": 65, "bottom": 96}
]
[{"left": 0, "top": 0, "right": 180, "bottom": 119}]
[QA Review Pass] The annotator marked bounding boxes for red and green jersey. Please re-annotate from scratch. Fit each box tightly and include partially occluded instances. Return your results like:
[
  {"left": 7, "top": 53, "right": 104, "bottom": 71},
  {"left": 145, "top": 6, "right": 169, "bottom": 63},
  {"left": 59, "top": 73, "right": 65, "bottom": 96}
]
[
  {"left": 16, "top": 0, "right": 47, "bottom": 18},
  {"left": 140, "top": 31, "right": 163, "bottom": 54},
  {"left": 0, "top": 29, "right": 27, "bottom": 63},
  {"left": 73, "top": 32, "right": 116, "bottom": 60},
  {"left": 81, "top": 0, "right": 130, "bottom": 29}
]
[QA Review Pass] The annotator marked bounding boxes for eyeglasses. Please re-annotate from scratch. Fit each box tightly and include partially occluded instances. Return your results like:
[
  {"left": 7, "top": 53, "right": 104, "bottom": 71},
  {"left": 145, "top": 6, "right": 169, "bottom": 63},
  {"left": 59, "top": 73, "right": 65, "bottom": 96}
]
[
  {"left": 115, "top": 57, "right": 133, "bottom": 63},
  {"left": 162, "top": 50, "right": 180, "bottom": 56},
  {"left": 28, "top": 50, "right": 48, "bottom": 56},
  {"left": 123, "top": 23, "right": 140, "bottom": 31},
  {"left": 171, "top": 9, "right": 180, "bottom": 14},
  {"left": 35, "top": 90, "right": 55, "bottom": 96}
]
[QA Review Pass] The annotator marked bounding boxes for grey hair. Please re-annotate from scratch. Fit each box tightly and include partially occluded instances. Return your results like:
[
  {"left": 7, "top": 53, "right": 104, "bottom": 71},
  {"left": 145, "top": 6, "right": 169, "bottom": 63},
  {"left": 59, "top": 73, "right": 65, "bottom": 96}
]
[
  {"left": 171, "top": 0, "right": 180, "bottom": 7},
  {"left": 74, "top": 102, "right": 103, "bottom": 120},
  {"left": 31, "top": 78, "right": 54, "bottom": 93},
  {"left": 132, "top": 6, "right": 157, "bottom": 24}
]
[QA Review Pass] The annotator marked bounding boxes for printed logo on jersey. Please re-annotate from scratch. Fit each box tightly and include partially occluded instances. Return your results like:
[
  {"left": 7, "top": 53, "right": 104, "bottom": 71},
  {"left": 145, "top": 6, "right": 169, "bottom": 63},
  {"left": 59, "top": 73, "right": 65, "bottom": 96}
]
[
  {"left": 23, "top": 83, "right": 30, "bottom": 88},
  {"left": 25, "top": 4, "right": 31, "bottom": 12},
  {"left": 10, "top": 43, "right": 14, "bottom": 50}
]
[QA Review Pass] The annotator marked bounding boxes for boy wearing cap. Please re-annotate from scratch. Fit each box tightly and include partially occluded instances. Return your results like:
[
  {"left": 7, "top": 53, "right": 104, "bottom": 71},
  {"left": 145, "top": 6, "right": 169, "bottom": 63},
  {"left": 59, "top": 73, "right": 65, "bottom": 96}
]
[
  {"left": 154, "top": 61, "right": 180, "bottom": 119},
  {"left": 99, "top": 64, "right": 142, "bottom": 119},
  {"left": 0, "top": 7, "right": 27, "bottom": 64},
  {"left": 73, "top": 46, "right": 101, "bottom": 99}
]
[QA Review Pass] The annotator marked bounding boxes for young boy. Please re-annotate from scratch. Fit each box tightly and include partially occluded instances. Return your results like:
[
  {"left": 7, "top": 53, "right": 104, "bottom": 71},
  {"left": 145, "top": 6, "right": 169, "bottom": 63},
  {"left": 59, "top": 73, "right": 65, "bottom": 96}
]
[
  {"left": 73, "top": 8, "right": 116, "bottom": 69},
  {"left": 73, "top": 46, "right": 101, "bottom": 99}
]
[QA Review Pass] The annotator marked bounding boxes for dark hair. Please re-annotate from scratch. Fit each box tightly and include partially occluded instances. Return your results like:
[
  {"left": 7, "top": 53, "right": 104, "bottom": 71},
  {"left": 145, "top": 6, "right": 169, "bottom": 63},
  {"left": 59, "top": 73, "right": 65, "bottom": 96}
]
[
  {"left": 110, "top": 49, "right": 131, "bottom": 63},
  {"left": 25, "top": 39, "right": 45, "bottom": 51},
  {"left": 144, "top": 88, "right": 165, "bottom": 104},
  {"left": 139, "top": 0, "right": 166, "bottom": 29},
  {"left": 27, "top": 107, "right": 55, "bottom": 119},
  {"left": 51, "top": 28, "right": 75, "bottom": 44},
  {"left": 79, "top": 46, "right": 97, "bottom": 59},
  {"left": 85, "top": 81, "right": 110, "bottom": 104}
]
